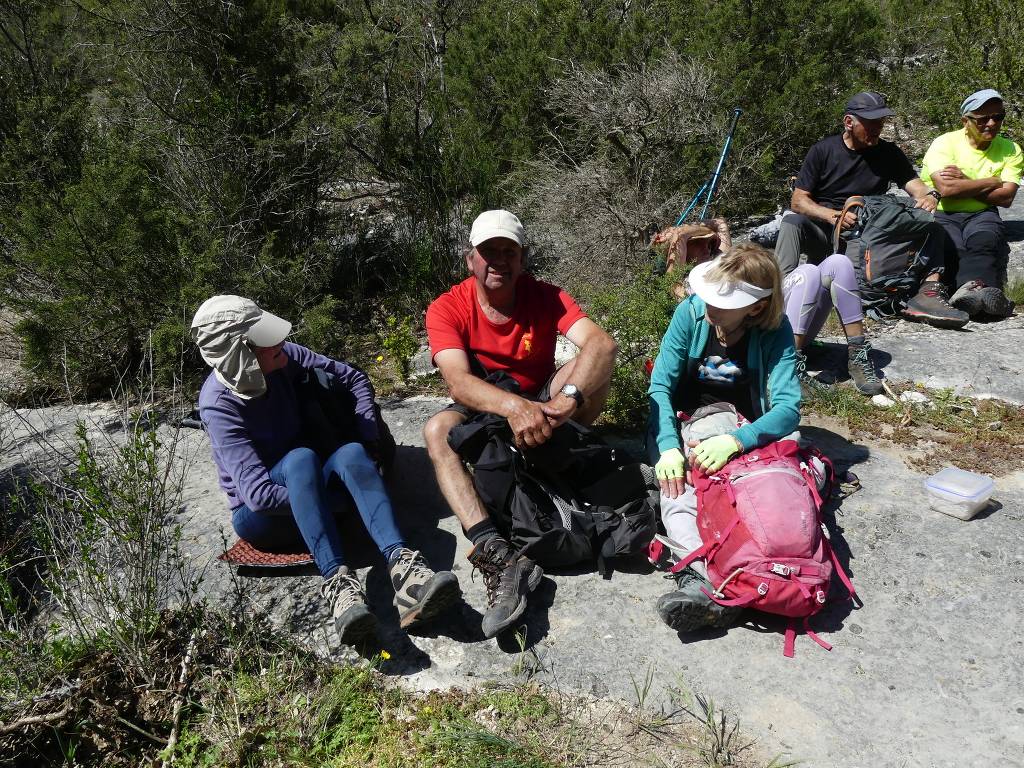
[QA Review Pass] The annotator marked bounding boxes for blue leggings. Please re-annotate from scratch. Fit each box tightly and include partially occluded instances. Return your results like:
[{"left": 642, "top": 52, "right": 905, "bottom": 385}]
[{"left": 232, "top": 444, "right": 404, "bottom": 578}]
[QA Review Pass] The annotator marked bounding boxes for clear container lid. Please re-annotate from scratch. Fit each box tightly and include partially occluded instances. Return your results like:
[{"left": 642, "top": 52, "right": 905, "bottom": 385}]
[{"left": 924, "top": 467, "right": 994, "bottom": 500}]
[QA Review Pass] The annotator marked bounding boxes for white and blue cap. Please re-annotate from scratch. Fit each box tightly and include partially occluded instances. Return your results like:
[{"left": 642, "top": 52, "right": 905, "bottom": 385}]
[
  {"left": 687, "top": 258, "right": 773, "bottom": 310},
  {"left": 960, "top": 88, "right": 1003, "bottom": 115}
]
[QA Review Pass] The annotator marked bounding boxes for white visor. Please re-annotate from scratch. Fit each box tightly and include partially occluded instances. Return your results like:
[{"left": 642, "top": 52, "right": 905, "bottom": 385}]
[
  {"left": 687, "top": 259, "right": 773, "bottom": 309},
  {"left": 246, "top": 310, "right": 292, "bottom": 347}
]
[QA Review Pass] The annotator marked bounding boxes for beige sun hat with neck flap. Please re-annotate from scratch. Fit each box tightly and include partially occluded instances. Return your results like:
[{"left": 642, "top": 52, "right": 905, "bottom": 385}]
[{"left": 190, "top": 295, "right": 292, "bottom": 399}]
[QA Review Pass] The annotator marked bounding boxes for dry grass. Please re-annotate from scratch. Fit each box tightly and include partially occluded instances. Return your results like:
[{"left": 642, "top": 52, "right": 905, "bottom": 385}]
[
  {"left": 0, "top": 608, "right": 783, "bottom": 768},
  {"left": 802, "top": 380, "right": 1024, "bottom": 475}
]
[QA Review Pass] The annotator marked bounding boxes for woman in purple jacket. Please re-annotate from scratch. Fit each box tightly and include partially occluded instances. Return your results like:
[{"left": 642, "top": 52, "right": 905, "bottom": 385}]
[{"left": 192, "top": 295, "right": 459, "bottom": 646}]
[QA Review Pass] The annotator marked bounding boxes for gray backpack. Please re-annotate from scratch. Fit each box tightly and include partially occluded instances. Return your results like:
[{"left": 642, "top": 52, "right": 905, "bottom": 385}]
[{"left": 836, "top": 195, "right": 943, "bottom": 317}]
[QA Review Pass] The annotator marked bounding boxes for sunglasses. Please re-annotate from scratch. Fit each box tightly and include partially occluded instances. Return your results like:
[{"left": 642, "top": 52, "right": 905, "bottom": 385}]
[{"left": 966, "top": 113, "right": 1006, "bottom": 124}]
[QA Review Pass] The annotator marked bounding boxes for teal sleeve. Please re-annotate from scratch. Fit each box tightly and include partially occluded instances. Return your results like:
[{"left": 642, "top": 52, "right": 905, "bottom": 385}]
[
  {"left": 647, "top": 300, "right": 696, "bottom": 454},
  {"left": 732, "top": 320, "right": 802, "bottom": 451}
]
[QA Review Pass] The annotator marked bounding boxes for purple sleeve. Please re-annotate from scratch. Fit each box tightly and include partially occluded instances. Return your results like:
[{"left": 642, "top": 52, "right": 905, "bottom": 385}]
[
  {"left": 284, "top": 342, "right": 380, "bottom": 442},
  {"left": 203, "top": 395, "right": 290, "bottom": 512}
]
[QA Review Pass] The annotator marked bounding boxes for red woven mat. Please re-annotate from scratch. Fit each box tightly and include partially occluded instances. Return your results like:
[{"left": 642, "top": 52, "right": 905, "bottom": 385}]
[{"left": 218, "top": 539, "right": 314, "bottom": 568}]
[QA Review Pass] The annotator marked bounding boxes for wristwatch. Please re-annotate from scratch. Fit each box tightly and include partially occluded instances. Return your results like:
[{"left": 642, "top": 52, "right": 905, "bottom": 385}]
[
  {"left": 927, "top": 189, "right": 942, "bottom": 201},
  {"left": 559, "top": 383, "right": 584, "bottom": 408}
]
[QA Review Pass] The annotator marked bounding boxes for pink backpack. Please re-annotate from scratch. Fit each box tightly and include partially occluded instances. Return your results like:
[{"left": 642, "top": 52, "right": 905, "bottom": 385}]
[{"left": 650, "top": 410, "right": 855, "bottom": 657}]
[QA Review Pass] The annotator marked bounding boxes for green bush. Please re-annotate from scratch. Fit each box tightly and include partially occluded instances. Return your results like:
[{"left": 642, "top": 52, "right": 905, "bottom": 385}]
[
  {"left": 584, "top": 267, "right": 679, "bottom": 429},
  {"left": 6, "top": 0, "right": 1016, "bottom": 399}
]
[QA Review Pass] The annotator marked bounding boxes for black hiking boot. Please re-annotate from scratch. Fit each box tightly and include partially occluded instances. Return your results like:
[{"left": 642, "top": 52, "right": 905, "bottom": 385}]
[
  {"left": 847, "top": 340, "right": 884, "bottom": 396},
  {"left": 389, "top": 548, "right": 462, "bottom": 630},
  {"left": 904, "top": 281, "right": 969, "bottom": 329},
  {"left": 795, "top": 348, "right": 823, "bottom": 391},
  {"left": 656, "top": 568, "right": 743, "bottom": 632},
  {"left": 468, "top": 536, "right": 542, "bottom": 638}
]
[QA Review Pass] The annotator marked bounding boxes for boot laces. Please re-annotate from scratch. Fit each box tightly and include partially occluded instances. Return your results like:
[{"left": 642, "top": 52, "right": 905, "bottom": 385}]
[
  {"left": 391, "top": 548, "right": 432, "bottom": 584},
  {"left": 851, "top": 344, "right": 879, "bottom": 382},
  {"left": 924, "top": 282, "right": 951, "bottom": 301},
  {"left": 322, "top": 569, "right": 364, "bottom": 612},
  {"left": 795, "top": 349, "right": 808, "bottom": 376},
  {"left": 469, "top": 542, "right": 511, "bottom": 608}
]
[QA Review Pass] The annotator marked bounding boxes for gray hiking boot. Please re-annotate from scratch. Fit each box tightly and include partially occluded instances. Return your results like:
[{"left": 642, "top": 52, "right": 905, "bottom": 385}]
[
  {"left": 655, "top": 568, "right": 743, "bottom": 632},
  {"left": 847, "top": 340, "right": 883, "bottom": 396},
  {"left": 322, "top": 566, "right": 377, "bottom": 647},
  {"left": 950, "top": 280, "right": 986, "bottom": 317},
  {"left": 389, "top": 548, "right": 462, "bottom": 630},
  {"left": 904, "top": 281, "right": 969, "bottom": 329},
  {"left": 468, "top": 536, "right": 543, "bottom": 639},
  {"left": 951, "top": 280, "right": 1014, "bottom": 318}
]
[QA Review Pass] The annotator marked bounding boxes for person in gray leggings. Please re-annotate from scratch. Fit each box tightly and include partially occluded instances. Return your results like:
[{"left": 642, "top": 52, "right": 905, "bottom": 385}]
[{"left": 782, "top": 254, "right": 882, "bottom": 395}]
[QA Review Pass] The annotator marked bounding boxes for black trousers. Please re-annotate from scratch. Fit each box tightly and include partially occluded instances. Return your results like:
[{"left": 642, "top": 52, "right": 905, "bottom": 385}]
[{"left": 935, "top": 208, "right": 1008, "bottom": 288}]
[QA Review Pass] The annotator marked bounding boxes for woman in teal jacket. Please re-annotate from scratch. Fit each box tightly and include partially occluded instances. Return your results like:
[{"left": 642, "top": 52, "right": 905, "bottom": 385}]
[{"left": 647, "top": 242, "right": 801, "bottom": 632}]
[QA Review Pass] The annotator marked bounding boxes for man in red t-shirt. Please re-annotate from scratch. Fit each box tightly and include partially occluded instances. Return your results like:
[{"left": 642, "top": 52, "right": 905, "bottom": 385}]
[{"left": 423, "top": 209, "right": 617, "bottom": 638}]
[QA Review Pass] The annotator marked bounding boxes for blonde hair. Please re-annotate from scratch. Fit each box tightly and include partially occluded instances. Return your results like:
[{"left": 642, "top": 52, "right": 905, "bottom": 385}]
[{"left": 704, "top": 242, "right": 784, "bottom": 331}]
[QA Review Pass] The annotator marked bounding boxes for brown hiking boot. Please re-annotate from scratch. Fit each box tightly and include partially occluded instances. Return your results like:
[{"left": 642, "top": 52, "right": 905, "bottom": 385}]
[
  {"left": 468, "top": 536, "right": 542, "bottom": 638},
  {"left": 904, "top": 281, "right": 969, "bottom": 329}
]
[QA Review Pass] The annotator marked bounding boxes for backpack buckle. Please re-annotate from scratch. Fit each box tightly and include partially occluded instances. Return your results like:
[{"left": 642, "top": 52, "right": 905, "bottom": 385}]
[
  {"left": 816, "top": 590, "right": 827, "bottom": 604},
  {"left": 770, "top": 563, "right": 793, "bottom": 577},
  {"left": 757, "top": 582, "right": 769, "bottom": 596}
]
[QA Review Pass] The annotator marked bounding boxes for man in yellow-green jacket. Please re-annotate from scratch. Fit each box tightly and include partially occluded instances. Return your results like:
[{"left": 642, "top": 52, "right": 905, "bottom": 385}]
[{"left": 920, "top": 88, "right": 1023, "bottom": 319}]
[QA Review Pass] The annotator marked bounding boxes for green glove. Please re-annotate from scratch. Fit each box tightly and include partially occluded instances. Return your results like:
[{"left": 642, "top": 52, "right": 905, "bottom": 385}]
[
  {"left": 654, "top": 448, "right": 686, "bottom": 480},
  {"left": 692, "top": 434, "right": 741, "bottom": 472}
]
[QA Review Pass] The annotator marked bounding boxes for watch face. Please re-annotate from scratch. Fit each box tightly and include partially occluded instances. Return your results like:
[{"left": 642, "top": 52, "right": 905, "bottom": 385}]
[{"left": 560, "top": 384, "right": 583, "bottom": 405}]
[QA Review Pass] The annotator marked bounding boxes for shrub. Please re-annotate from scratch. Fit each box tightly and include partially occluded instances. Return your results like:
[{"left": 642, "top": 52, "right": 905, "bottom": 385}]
[
  {"left": 584, "top": 267, "right": 679, "bottom": 430},
  {"left": 26, "top": 417, "right": 197, "bottom": 671}
]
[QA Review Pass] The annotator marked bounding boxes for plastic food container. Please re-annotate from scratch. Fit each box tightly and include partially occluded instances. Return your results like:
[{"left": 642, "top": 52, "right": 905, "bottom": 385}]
[{"left": 924, "top": 467, "right": 994, "bottom": 520}]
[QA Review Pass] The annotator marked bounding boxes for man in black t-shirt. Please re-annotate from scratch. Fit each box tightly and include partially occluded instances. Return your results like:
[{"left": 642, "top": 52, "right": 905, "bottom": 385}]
[{"left": 775, "top": 91, "right": 939, "bottom": 275}]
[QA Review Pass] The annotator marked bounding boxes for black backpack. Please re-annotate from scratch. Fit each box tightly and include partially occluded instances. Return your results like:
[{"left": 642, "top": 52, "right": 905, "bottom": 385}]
[
  {"left": 837, "top": 194, "right": 944, "bottom": 317},
  {"left": 298, "top": 367, "right": 397, "bottom": 473},
  {"left": 448, "top": 405, "right": 658, "bottom": 577}
]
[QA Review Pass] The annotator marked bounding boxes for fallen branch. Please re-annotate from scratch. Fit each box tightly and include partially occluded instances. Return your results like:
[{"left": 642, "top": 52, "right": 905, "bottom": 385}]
[
  {"left": 159, "top": 629, "right": 199, "bottom": 767},
  {"left": 0, "top": 704, "right": 74, "bottom": 734}
]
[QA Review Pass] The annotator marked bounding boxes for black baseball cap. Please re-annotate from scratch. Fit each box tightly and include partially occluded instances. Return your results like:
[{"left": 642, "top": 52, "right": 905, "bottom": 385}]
[{"left": 844, "top": 91, "right": 895, "bottom": 120}]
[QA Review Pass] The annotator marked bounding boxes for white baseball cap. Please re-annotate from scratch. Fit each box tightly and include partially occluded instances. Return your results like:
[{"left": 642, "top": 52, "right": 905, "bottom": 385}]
[
  {"left": 470, "top": 209, "right": 526, "bottom": 247},
  {"left": 191, "top": 295, "right": 292, "bottom": 347},
  {"left": 687, "top": 259, "right": 773, "bottom": 309}
]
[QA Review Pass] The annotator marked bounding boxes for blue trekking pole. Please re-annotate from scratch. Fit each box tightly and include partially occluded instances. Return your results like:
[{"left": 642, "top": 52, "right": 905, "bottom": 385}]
[{"left": 676, "top": 107, "right": 743, "bottom": 225}]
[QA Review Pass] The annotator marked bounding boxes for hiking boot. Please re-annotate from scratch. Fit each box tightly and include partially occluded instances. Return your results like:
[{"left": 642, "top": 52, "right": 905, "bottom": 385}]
[
  {"left": 655, "top": 568, "right": 743, "bottom": 632},
  {"left": 847, "top": 340, "right": 883, "bottom": 396},
  {"left": 903, "top": 281, "right": 969, "bottom": 329},
  {"left": 389, "top": 548, "right": 462, "bottom": 630},
  {"left": 950, "top": 280, "right": 986, "bottom": 317},
  {"left": 951, "top": 280, "right": 1015, "bottom": 318},
  {"left": 468, "top": 536, "right": 542, "bottom": 639},
  {"left": 322, "top": 566, "right": 377, "bottom": 647},
  {"left": 794, "top": 349, "right": 822, "bottom": 390},
  {"left": 978, "top": 285, "right": 1015, "bottom": 317}
]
